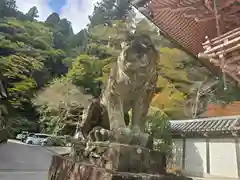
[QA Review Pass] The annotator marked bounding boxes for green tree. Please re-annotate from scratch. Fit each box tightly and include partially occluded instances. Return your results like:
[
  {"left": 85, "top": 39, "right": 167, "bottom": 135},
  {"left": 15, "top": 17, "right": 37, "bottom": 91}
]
[
  {"left": 56, "top": 18, "right": 73, "bottom": 36},
  {"left": 89, "top": 0, "right": 131, "bottom": 27},
  {"left": 146, "top": 106, "right": 172, "bottom": 153},
  {"left": 45, "top": 12, "right": 60, "bottom": 27},
  {"left": 158, "top": 48, "right": 193, "bottom": 93},
  {"left": 114, "top": 0, "right": 132, "bottom": 19},
  {"left": 67, "top": 29, "right": 88, "bottom": 56},
  {"left": 33, "top": 78, "right": 92, "bottom": 135},
  {"left": 0, "top": 0, "right": 17, "bottom": 18},
  {"left": 66, "top": 54, "right": 104, "bottom": 96},
  {"left": 0, "top": 74, "right": 13, "bottom": 142},
  {"left": 0, "top": 4, "right": 86, "bottom": 136},
  {"left": 25, "top": 6, "right": 39, "bottom": 21},
  {"left": 53, "top": 18, "right": 74, "bottom": 50},
  {"left": 0, "top": 16, "right": 68, "bottom": 134}
]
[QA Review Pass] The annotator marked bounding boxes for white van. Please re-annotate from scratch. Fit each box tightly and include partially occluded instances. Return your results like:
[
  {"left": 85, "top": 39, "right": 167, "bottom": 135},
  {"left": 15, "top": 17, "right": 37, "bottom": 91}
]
[{"left": 25, "top": 133, "right": 51, "bottom": 145}]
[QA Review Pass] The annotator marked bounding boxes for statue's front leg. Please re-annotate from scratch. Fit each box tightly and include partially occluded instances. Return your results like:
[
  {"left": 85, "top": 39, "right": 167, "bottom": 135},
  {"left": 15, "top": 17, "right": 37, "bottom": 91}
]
[
  {"left": 107, "top": 94, "right": 126, "bottom": 130},
  {"left": 131, "top": 97, "right": 146, "bottom": 133},
  {"left": 131, "top": 78, "right": 157, "bottom": 133},
  {"left": 105, "top": 94, "right": 133, "bottom": 144},
  {"left": 130, "top": 99, "right": 153, "bottom": 147}
]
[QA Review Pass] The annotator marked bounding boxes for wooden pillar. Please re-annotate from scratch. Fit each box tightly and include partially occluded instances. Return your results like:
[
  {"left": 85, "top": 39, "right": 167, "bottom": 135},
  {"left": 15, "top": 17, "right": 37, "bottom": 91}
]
[
  {"left": 233, "top": 132, "right": 240, "bottom": 178},
  {"left": 182, "top": 135, "right": 186, "bottom": 170},
  {"left": 206, "top": 137, "right": 210, "bottom": 174},
  {"left": 203, "top": 132, "right": 210, "bottom": 175}
]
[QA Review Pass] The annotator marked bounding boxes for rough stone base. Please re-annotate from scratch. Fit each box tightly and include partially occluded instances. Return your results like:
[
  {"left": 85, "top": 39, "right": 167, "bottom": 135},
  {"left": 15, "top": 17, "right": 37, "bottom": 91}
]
[
  {"left": 48, "top": 156, "right": 192, "bottom": 180},
  {"left": 92, "top": 142, "right": 166, "bottom": 174}
]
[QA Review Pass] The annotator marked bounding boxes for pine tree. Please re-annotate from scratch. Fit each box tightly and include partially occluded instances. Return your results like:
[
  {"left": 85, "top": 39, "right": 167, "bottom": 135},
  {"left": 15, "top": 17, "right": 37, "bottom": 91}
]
[
  {"left": 89, "top": 0, "right": 131, "bottom": 27},
  {"left": 26, "top": 6, "right": 39, "bottom": 21},
  {"left": 0, "top": 0, "right": 17, "bottom": 18}
]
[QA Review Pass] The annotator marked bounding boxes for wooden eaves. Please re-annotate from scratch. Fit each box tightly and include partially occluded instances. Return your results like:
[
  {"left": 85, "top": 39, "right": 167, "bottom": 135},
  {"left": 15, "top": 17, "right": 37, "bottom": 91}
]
[
  {"left": 131, "top": 0, "right": 240, "bottom": 83},
  {"left": 170, "top": 115, "right": 240, "bottom": 138}
]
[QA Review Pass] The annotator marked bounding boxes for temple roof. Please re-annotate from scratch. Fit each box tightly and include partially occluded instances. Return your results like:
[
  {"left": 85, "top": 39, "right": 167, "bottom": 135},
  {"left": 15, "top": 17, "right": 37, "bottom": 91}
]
[
  {"left": 170, "top": 115, "right": 240, "bottom": 136},
  {"left": 132, "top": 0, "right": 240, "bottom": 74}
]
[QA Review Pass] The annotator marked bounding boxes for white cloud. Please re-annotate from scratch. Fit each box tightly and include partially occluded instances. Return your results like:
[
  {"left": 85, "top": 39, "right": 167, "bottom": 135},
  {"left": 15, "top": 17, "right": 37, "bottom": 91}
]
[
  {"left": 15, "top": 0, "right": 53, "bottom": 21},
  {"left": 15, "top": 0, "right": 100, "bottom": 33},
  {"left": 60, "top": 0, "right": 99, "bottom": 33}
]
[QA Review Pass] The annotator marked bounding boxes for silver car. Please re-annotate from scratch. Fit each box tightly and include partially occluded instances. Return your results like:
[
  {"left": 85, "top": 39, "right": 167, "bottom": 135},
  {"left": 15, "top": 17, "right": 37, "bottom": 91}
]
[
  {"left": 16, "top": 131, "right": 28, "bottom": 142},
  {"left": 25, "top": 133, "right": 51, "bottom": 145}
]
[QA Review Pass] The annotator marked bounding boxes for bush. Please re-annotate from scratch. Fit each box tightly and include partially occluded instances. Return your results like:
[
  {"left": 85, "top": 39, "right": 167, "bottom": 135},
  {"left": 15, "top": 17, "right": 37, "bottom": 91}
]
[
  {"left": 33, "top": 78, "right": 92, "bottom": 135},
  {"left": 45, "top": 136, "right": 69, "bottom": 146},
  {"left": 146, "top": 107, "right": 172, "bottom": 154}
]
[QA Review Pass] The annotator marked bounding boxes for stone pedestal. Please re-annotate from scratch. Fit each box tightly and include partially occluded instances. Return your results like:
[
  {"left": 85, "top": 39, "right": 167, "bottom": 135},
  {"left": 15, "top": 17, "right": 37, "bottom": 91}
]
[
  {"left": 94, "top": 142, "right": 166, "bottom": 175},
  {"left": 48, "top": 142, "right": 192, "bottom": 180},
  {"left": 48, "top": 155, "right": 192, "bottom": 180}
]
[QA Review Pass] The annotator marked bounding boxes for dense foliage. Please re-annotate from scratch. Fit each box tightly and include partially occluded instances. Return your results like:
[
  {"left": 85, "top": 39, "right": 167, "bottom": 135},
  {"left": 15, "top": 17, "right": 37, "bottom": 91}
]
[
  {"left": 0, "top": 0, "right": 86, "bottom": 137},
  {"left": 33, "top": 78, "right": 91, "bottom": 135},
  {"left": 1, "top": 0, "right": 240, "bottom": 141}
]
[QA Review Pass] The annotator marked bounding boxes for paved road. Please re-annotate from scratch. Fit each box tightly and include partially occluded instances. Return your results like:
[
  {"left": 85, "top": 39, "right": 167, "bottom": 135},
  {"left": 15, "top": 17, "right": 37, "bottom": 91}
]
[
  {"left": 0, "top": 142, "right": 54, "bottom": 180},
  {"left": 0, "top": 141, "right": 232, "bottom": 180}
]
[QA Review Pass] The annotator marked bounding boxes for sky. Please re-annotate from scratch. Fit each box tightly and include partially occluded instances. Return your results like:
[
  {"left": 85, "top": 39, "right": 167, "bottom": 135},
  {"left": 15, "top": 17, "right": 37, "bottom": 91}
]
[{"left": 15, "top": 0, "right": 99, "bottom": 33}]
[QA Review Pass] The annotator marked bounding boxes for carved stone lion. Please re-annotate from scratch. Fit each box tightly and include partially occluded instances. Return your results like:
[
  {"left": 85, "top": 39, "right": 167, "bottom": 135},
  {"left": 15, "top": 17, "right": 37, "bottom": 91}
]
[
  {"left": 102, "top": 34, "right": 158, "bottom": 132},
  {"left": 80, "top": 34, "right": 158, "bottom": 145}
]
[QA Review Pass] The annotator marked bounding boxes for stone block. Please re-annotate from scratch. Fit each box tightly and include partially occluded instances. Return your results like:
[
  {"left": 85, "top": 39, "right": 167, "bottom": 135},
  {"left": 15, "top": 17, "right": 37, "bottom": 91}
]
[
  {"left": 90, "top": 142, "right": 166, "bottom": 174},
  {"left": 48, "top": 155, "right": 192, "bottom": 180},
  {"left": 48, "top": 155, "right": 112, "bottom": 180}
]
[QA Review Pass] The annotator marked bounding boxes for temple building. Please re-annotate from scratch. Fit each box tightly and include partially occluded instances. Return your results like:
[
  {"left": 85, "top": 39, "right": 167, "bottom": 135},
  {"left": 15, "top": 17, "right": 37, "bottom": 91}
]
[{"left": 131, "top": 0, "right": 240, "bottom": 178}]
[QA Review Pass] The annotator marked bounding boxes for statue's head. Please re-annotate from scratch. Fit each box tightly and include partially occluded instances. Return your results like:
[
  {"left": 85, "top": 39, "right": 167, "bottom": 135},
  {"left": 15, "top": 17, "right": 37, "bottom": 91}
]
[{"left": 120, "top": 34, "right": 158, "bottom": 69}]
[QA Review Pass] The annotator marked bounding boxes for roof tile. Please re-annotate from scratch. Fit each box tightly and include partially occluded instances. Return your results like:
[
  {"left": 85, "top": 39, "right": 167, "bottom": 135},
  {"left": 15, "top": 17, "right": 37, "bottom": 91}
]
[{"left": 170, "top": 116, "right": 240, "bottom": 134}]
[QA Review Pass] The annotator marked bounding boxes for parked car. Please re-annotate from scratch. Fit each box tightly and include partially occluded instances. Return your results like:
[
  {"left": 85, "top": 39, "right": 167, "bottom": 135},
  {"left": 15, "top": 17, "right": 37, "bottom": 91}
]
[
  {"left": 27, "top": 133, "right": 35, "bottom": 137},
  {"left": 25, "top": 133, "right": 51, "bottom": 145},
  {"left": 24, "top": 133, "right": 35, "bottom": 142},
  {"left": 16, "top": 131, "right": 28, "bottom": 142}
]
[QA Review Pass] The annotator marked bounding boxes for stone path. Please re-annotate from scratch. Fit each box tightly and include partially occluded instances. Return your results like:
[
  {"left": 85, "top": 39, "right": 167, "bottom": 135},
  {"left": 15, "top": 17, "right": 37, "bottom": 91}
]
[
  {"left": 1, "top": 140, "right": 236, "bottom": 180},
  {"left": 0, "top": 141, "right": 53, "bottom": 180},
  {"left": 0, "top": 171, "right": 48, "bottom": 180}
]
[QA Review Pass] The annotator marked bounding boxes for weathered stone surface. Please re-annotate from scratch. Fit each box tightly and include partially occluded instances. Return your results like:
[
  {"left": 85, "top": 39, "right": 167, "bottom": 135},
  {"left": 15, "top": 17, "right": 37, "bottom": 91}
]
[
  {"left": 48, "top": 155, "right": 192, "bottom": 180},
  {"left": 79, "top": 34, "right": 159, "bottom": 146},
  {"left": 48, "top": 155, "right": 112, "bottom": 180},
  {"left": 93, "top": 142, "right": 166, "bottom": 174}
]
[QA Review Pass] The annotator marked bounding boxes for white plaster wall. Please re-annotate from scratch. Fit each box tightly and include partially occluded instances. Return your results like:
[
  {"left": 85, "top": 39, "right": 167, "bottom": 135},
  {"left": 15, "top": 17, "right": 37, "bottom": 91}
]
[
  {"left": 209, "top": 138, "right": 238, "bottom": 178},
  {"left": 170, "top": 139, "right": 183, "bottom": 169},
  {"left": 184, "top": 139, "right": 207, "bottom": 177}
]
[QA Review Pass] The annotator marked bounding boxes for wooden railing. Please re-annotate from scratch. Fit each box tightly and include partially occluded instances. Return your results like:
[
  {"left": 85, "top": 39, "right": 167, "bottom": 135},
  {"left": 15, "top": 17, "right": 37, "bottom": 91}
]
[{"left": 198, "top": 27, "right": 240, "bottom": 84}]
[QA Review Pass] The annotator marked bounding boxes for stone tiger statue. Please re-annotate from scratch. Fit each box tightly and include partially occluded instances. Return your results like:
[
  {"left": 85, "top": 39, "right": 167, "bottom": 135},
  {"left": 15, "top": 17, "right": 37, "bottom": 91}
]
[{"left": 80, "top": 34, "right": 159, "bottom": 146}]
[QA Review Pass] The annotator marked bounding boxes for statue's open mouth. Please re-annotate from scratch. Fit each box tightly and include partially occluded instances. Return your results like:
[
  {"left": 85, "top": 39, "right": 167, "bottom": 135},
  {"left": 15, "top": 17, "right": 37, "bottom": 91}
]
[
  {"left": 134, "top": 44, "right": 150, "bottom": 67},
  {"left": 138, "top": 54, "right": 150, "bottom": 67}
]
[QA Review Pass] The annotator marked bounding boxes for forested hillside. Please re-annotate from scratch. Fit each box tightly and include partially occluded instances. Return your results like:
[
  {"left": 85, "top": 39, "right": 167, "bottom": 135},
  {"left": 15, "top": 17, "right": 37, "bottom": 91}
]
[
  {"left": 1, "top": 0, "right": 240, "bottom": 138},
  {"left": 0, "top": 0, "right": 88, "bottom": 136}
]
